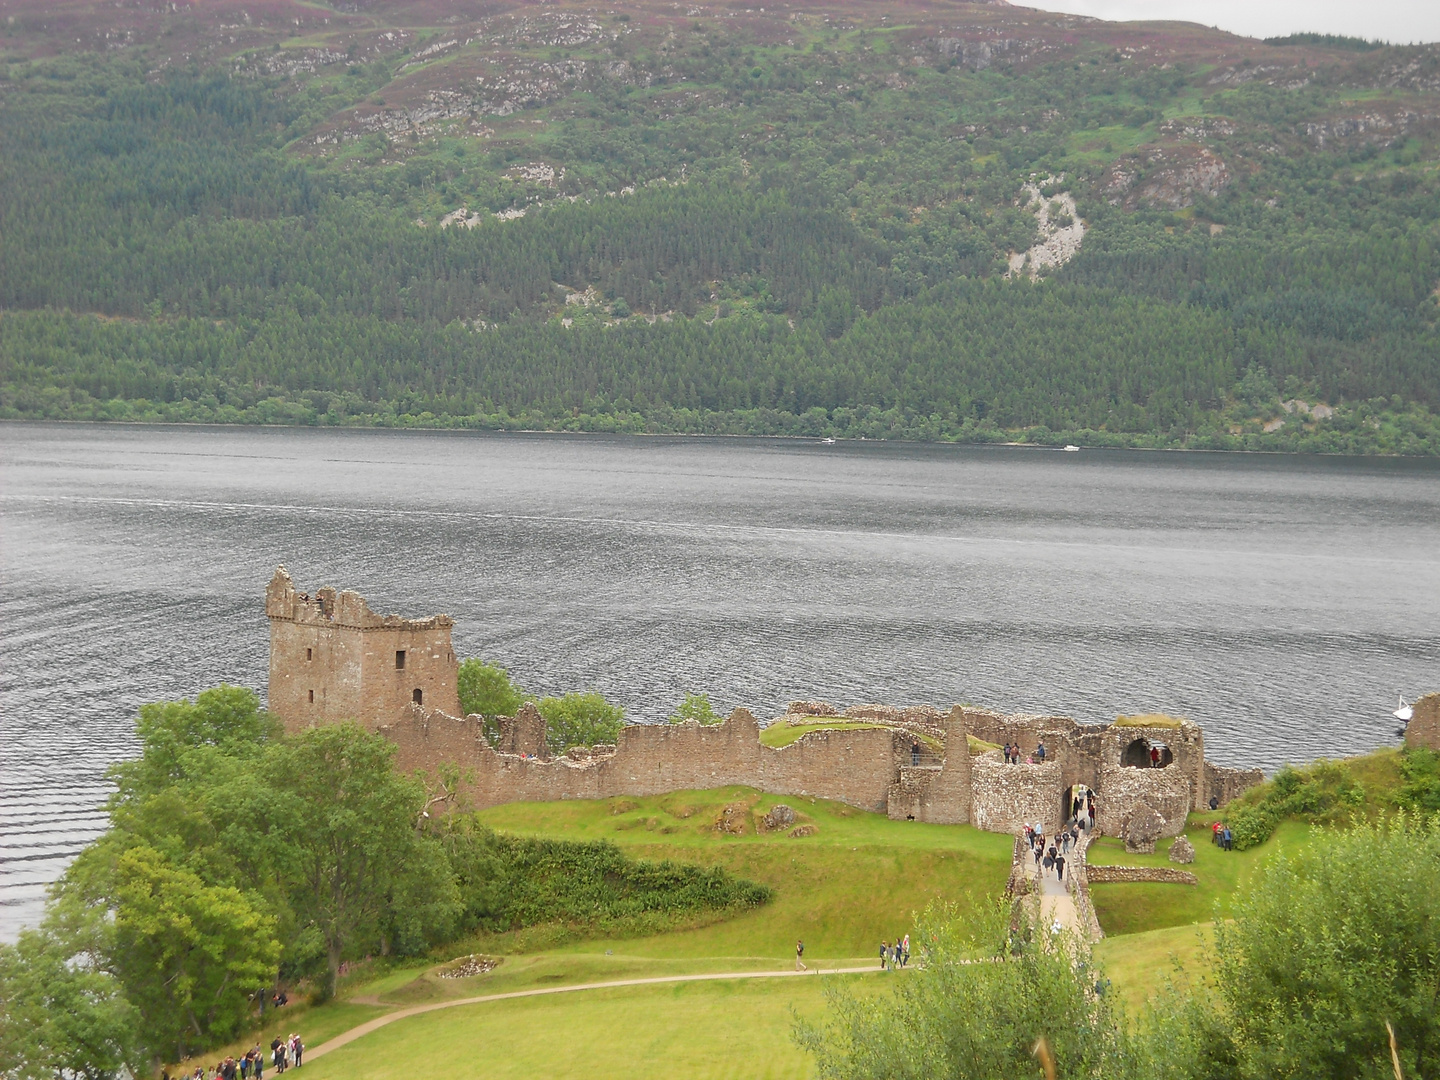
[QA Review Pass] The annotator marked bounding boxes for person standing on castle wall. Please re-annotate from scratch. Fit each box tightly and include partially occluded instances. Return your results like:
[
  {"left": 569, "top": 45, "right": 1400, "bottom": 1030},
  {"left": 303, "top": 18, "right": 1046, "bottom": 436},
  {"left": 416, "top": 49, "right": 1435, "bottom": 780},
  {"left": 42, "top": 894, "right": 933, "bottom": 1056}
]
[
  {"left": 1036, "top": 740, "right": 1046, "bottom": 762},
  {"left": 1150, "top": 746, "right": 1161, "bottom": 768},
  {"left": 911, "top": 741, "right": 921, "bottom": 766}
]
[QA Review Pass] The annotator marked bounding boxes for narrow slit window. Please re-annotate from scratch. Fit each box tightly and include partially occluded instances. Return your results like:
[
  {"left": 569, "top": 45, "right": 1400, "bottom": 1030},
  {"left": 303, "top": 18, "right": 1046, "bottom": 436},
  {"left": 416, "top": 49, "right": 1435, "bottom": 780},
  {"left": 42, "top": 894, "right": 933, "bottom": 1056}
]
[
  {"left": 306, "top": 648, "right": 313, "bottom": 661},
  {"left": 308, "top": 690, "right": 314, "bottom": 704},
  {"left": 412, "top": 688, "right": 423, "bottom": 705},
  {"left": 395, "top": 650, "right": 406, "bottom": 670}
]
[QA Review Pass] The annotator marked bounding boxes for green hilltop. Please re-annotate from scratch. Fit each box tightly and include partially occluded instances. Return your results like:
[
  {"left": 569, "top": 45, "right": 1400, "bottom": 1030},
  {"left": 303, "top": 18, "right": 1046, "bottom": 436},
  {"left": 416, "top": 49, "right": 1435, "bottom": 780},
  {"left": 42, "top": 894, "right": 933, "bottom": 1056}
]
[{"left": 1, "top": 0, "right": 1438, "bottom": 451}]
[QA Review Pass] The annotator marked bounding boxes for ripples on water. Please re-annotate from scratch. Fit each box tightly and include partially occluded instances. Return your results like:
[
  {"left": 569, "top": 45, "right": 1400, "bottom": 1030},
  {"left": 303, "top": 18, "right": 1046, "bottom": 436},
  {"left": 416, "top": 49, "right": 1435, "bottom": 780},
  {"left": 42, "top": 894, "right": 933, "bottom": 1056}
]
[{"left": 2, "top": 423, "right": 1437, "bottom": 938}]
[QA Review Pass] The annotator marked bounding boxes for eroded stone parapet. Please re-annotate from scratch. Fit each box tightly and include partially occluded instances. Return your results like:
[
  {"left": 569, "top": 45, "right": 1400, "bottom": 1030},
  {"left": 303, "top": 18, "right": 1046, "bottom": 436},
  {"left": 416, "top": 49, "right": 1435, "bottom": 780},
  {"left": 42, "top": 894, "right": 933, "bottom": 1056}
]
[
  {"left": 1203, "top": 760, "right": 1264, "bottom": 807},
  {"left": 972, "top": 752, "right": 1063, "bottom": 834},
  {"left": 1405, "top": 692, "right": 1440, "bottom": 751}
]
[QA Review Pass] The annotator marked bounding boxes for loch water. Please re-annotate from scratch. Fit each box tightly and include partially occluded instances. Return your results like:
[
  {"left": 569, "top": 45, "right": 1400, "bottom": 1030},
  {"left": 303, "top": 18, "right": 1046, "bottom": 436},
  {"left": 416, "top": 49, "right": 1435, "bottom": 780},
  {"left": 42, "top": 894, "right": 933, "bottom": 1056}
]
[{"left": 2, "top": 422, "right": 1438, "bottom": 937}]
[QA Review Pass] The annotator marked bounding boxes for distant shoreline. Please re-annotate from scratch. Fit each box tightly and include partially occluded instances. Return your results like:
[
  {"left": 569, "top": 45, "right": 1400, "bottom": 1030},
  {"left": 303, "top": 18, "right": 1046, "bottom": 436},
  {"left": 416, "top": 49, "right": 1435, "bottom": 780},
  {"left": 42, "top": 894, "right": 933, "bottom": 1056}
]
[{"left": 6, "top": 417, "right": 1438, "bottom": 460}]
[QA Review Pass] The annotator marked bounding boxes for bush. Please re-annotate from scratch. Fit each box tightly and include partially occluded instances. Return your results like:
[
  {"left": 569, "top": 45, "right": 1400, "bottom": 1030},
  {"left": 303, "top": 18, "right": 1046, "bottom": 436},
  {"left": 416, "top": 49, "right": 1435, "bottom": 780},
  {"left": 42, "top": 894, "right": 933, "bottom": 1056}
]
[
  {"left": 457, "top": 659, "right": 529, "bottom": 744},
  {"left": 536, "top": 691, "right": 625, "bottom": 753},
  {"left": 668, "top": 692, "right": 721, "bottom": 725},
  {"left": 1398, "top": 748, "right": 1440, "bottom": 813},
  {"left": 1224, "top": 760, "right": 1367, "bottom": 850},
  {"left": 442, "top": 819, "right": 771, "bottom": 933}
]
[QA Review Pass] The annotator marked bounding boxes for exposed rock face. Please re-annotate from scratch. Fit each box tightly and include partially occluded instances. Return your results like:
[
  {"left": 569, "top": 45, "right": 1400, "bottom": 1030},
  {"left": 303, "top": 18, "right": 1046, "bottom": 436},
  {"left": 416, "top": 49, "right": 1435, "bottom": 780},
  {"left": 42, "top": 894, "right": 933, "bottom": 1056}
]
[
  {"left": 1405, "top": 693, "right": 1440, "bottom": 751},
  {"left": 1123, "top": 802, "right": 1166, "bottom": 854},
  {"left": 762, "top": 804, "right": 797, "bottom": 831},
  {"left": 713, "top": 802, "right": 750, "bottom": 835},
  {"left": 1169, "top": 835, "right": 1196, "bottom": 864}
]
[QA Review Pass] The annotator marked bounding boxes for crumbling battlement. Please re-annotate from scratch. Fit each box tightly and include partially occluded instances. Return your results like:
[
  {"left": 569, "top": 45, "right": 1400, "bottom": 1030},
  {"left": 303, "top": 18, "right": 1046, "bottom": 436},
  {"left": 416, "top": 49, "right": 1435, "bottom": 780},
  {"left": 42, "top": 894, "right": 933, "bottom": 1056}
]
[
  {"left": 378, "top": 705, "right": 902, "bottom": 813},
  {"left": 1405, "top": 693, "right": 1440, "bottom": 752},
  {"left": 262, "top": 573, "right": 1280, "bottom": 834},
  {"left": 266, "top": 567, "right": 460, "bottom": 732}
]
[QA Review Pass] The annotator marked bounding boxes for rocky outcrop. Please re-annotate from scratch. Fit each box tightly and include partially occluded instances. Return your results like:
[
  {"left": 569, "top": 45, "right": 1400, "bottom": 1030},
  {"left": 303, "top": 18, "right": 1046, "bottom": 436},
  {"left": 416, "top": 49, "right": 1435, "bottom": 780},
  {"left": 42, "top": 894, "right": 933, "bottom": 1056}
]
[
  {"left": 1122, "top": 802, "right": 1166, "bottom": 854},
  {"left": 1169, "top": 835, "right": 1196, "bottom": 864}
]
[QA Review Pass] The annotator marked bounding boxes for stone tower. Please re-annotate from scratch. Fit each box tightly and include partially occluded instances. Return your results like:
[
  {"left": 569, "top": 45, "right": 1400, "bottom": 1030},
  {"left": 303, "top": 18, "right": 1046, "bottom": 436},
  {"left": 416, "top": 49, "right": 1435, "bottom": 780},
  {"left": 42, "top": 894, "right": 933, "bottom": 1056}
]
[{"left": 265, "top": 567, "right": 461, "bottom": 733}]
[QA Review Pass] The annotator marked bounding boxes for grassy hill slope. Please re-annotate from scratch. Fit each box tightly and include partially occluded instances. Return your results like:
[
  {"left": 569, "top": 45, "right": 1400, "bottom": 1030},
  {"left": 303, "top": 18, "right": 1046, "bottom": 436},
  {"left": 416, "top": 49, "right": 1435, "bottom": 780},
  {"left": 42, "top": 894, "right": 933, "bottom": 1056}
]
[{"left": 2, "top": 0, "right": 1438, "bottom": 450}]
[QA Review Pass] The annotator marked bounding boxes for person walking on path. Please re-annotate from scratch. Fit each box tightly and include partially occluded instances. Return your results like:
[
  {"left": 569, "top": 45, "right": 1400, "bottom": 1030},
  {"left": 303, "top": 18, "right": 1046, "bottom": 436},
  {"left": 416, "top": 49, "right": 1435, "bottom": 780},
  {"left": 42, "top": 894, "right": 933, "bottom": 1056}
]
[
  {"left": 880, "top": 941, "right": 888, "bottom": 970},
  {"left": 796, "top": 940, "right": 807, "bottom": 972},
  {"left": 290, "top": 1035, "right": 303, "bottom": 1069},
  {"left": 901, "top": 934, "right": 910, "bottom": 967},
  {"left": 1055, "top": 852, "right": 1066, "bottom": 881}
]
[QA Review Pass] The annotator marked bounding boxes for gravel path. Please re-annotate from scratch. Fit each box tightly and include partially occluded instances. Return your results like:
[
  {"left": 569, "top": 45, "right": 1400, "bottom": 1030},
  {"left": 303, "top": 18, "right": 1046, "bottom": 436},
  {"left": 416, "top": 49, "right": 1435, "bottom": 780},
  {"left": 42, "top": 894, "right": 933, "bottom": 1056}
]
[{"left": 310, "top": 965, "right": 880, "bottom": 1061}]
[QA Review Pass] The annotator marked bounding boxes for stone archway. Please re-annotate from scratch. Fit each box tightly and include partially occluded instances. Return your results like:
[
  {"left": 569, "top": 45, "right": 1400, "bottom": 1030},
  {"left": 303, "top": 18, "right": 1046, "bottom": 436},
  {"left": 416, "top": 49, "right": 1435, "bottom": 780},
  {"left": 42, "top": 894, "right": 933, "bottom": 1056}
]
[{"left": 1062, "top": 783, "right": 1094, "bottom": 827}]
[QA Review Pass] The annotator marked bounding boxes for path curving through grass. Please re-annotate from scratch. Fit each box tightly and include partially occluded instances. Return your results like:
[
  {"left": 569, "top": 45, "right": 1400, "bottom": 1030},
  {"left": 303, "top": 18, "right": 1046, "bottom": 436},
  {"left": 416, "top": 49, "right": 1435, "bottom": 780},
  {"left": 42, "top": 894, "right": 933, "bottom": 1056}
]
[{"left": 309, "top": 965, "right": 882, "bottom": 1062}]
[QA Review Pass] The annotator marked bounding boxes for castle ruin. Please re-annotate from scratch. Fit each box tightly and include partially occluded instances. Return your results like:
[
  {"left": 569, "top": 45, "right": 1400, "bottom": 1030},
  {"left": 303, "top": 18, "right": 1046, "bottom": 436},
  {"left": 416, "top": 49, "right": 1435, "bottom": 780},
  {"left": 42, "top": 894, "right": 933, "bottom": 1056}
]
[
  {"left": 266, "top": 567, "right": 461, "bottom": 729},
  {"left": 265, "top": 571, "right": 1281, "bottom": 842}
]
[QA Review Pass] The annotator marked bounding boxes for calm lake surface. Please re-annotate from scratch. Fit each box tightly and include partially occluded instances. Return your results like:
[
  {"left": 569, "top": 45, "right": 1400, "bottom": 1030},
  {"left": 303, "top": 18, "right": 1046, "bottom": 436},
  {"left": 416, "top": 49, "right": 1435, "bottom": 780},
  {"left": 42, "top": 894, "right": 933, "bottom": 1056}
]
[{"left": 2, "top": 422, "right": 1438, "bottom": 937}]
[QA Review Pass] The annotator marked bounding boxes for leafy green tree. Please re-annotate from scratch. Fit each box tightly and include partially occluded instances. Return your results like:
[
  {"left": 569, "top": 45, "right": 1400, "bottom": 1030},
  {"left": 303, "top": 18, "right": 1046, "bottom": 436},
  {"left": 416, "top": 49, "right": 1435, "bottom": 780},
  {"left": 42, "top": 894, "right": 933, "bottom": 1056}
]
[
  {"left": 108, "top": 846, "right": 280, "bottom": 1064},
  {"left": 668, "top": 692, "right": 722, "bottom": 725},
  {"left": 797, "top": 898, "right": 1138, "bottom": 1079},
  {"left": 0, "top": 929, "right": 138, "bottom": 1080},
  {"left": 262, "top": 723, "right": 460, "bottom": 998},
  {"left": 536, "top": 691, "right": 625, "bottom": 753},
  {"left": 113, "top": 685, "right": 278, "bottom": 798},
  {"left": 1181, "top": 814, "right": 1440, "bottom": 1080},
  {"left": 457, "top": 659, "right": 530, "bottom": 745}
]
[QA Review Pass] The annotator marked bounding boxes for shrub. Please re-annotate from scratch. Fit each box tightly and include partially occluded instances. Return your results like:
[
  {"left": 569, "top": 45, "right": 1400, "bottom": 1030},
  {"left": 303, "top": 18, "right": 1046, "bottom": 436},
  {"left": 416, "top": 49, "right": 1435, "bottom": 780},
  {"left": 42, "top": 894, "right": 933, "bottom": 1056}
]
[
  {"left": 536, "top": 691, "right": 625, "bottom": 753},
  {"left": 457, "top": 659, "right": 529, "bottom": 744},
  {"left": 668, "top": 692, "right": 722, "bottom": 725}
]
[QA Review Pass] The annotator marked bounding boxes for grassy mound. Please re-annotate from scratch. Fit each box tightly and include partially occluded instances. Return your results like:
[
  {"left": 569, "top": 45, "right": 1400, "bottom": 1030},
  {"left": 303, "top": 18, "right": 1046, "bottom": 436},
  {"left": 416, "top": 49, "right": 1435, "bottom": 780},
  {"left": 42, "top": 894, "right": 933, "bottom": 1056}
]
[{"left": 471, "top": 787, "right": 1014, "bottom": 959}]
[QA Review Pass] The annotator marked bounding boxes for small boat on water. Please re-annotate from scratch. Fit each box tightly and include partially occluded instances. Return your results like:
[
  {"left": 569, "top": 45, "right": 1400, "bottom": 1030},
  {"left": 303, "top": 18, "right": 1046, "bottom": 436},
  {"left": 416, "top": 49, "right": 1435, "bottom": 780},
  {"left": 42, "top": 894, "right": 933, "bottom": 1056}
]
[
  {"left": 821, "top": 437, "right": 836, "bottom": 444},
  {"left": 1394, "top": 695, "right": 1413, "bottom": 722},
  {"left": 1062, "top": 444, "right": 1080, "bottom": 452}
]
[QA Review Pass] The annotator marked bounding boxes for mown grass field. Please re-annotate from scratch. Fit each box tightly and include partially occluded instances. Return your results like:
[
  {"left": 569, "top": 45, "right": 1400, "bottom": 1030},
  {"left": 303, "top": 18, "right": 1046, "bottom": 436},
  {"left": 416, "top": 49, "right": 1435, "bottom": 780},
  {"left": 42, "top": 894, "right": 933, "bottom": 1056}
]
[
  {"left": 185, "top": 768, "right": 1364, "bottom": 1077},
  {"left": 471, "top": 786, "right": 1014, "bottom": 960},
  {"left": 300, "top": 973, "right": 892, "bottom": 1080}
]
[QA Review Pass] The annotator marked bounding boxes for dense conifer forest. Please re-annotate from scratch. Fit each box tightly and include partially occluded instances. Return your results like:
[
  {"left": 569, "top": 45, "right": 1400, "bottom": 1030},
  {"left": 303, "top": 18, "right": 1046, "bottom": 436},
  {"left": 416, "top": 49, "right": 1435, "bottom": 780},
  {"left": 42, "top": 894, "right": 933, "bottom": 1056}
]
[{"left": 1, "top": 0, "right": 1438, "bottom": 451}]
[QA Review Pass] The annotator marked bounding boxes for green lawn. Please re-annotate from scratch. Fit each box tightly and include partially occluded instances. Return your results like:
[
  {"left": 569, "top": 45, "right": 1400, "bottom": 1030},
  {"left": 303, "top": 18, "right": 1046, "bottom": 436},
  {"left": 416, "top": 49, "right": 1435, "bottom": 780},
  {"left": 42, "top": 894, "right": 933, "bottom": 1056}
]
[
  {"left": 299, "top": 972, "right": 892, "bottom": 1080},
  {"left": 472, "top": 787, "right": 1014, "bottom": 960},
  {"left": 1094, "top": 922, "right": 1214, "bottom": 1017},
  {"left": 1087, "top": 819, "right": 1314, "bottom": 935}
]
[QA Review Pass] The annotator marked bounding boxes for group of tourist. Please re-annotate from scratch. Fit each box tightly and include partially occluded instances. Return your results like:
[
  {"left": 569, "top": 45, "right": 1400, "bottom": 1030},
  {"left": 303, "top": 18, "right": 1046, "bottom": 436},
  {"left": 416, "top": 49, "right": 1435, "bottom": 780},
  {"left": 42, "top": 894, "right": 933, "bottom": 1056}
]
[
  {"left": 1025, "top": 821, "right": 1083, "bottom": 882},
  {"left": 1211, "top": 820, "right": 1234, "bottom": 850},
  {"left": 1000, "top": 740, "right": 1046, "bottom": 765},
  {"left": 182, "top": 1034, "right": 303, "bottom": 1080},
  {"left": 880, "top": 934, "right": 910, "bottom": 970}
]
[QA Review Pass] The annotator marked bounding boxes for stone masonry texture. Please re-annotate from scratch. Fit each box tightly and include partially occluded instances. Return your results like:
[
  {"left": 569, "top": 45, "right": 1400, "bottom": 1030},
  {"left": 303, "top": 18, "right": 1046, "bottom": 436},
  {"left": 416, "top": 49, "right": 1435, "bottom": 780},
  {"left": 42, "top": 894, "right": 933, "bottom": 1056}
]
[{"left": 258, "top": 574, "right": 1335, "bottom": 835}]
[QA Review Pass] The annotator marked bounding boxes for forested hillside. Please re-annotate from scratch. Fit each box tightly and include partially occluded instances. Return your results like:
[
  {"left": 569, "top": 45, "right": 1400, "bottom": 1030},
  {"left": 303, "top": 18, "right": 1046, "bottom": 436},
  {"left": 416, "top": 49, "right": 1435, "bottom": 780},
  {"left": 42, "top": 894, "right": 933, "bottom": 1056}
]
[{"left": 2, "top": 0, "right": 1438, "bottom": 451}]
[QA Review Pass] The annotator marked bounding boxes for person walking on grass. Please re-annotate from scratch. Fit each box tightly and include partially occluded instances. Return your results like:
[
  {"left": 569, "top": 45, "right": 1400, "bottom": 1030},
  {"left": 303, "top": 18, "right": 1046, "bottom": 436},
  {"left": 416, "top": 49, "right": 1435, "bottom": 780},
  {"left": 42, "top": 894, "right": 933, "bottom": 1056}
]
[{"left": 796, "top": 939, "right": 806, "bottom": 972}]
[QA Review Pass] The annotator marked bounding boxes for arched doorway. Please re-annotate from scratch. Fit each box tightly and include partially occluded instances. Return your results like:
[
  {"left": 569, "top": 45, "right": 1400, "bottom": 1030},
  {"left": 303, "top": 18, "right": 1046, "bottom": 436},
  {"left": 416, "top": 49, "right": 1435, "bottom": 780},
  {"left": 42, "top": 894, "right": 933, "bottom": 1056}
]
[{"left": 1062, "top": 783, "right": 1094, "bottom": 827}]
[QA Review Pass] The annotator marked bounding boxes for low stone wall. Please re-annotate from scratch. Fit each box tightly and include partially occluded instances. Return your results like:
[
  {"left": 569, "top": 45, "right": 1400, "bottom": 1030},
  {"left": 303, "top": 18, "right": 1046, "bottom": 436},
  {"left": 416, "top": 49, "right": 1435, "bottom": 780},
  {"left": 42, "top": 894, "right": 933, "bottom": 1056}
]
[
  {"left": 1067, "top": 832, "right": 1105, "bottom": 940},
  {"left": 1203, "top": 760, "right": 1264, "bottom": 807},
  {"left": 1085, "top": 864, "right": 1198, "bottom": 885},
  {"left": 971, "top": 753, "right": 1062, "bottom": 833},
  {"left": 379, "top": 705, "right": 900, "bottom": 813}
]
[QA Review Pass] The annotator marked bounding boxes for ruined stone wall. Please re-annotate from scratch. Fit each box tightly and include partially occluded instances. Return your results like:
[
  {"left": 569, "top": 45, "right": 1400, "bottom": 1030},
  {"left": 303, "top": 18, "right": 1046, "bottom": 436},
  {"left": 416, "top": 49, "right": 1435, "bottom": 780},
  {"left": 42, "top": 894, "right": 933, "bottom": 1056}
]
[
  {"left": 1203, "top": 761, "right": 1265, "bottom": 807},
  {"left": 1095, "top": 761, "right": 1192, "bottom": 838},
  {"left": 496, "top": 703, "right": 549, "bottom": 758},
  {"left": 379, "top": 707, "right": 899, "bottom": 813},
  {"left": 1405, "top": 692, "right": 1440, "bottom": 752},
  {"left": 887, "top": 707, "right": 973, "bottom": 823},
  {"left": 1085, "top": 865, "right": 1198, "bottom": 885},
  {"left": 970, "top": 753, "right": 1063, "bottom": 833},
  {"left": 266, "top": 567, "right": 460, "bottom": 732}
]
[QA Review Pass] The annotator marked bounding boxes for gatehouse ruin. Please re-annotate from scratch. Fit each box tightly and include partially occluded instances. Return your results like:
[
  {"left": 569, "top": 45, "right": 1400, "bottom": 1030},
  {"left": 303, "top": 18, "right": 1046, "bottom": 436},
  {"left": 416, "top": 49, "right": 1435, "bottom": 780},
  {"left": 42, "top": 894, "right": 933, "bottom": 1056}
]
[{"left": 266, "top": 568, "right": 1288, "bottom": 842}]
